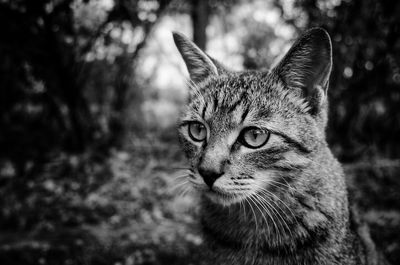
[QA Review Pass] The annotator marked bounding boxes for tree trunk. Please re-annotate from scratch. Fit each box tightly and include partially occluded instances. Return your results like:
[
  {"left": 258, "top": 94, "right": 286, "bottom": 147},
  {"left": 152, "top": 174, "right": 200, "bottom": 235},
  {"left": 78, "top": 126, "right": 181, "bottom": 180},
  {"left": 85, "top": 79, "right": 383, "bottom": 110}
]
[{"left": 191, "top": 0, "right": 209, "bottom": 50}]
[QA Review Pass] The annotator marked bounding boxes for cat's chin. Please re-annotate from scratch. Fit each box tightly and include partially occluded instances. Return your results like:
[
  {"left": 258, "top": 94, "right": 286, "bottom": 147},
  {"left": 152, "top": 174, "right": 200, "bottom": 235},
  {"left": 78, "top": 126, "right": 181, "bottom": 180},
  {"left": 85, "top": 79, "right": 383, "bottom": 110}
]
[{"left": 203, "top": 189, "right": 247, "bottom": 206}]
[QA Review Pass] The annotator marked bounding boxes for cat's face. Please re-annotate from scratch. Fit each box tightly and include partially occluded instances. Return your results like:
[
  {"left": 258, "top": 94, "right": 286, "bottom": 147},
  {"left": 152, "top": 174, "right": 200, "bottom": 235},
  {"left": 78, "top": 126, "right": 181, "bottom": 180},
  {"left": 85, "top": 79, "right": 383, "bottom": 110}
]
[{"left": 174, "top": 29, "right": 332, "bottom": 206}]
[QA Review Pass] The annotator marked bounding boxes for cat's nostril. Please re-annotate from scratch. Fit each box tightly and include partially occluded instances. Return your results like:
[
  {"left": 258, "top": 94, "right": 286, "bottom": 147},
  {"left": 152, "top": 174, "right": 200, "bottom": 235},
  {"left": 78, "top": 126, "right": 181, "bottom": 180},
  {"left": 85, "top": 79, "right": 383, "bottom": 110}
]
[{"left": 198, "top": 167, "right": 223, "bottom": 189}]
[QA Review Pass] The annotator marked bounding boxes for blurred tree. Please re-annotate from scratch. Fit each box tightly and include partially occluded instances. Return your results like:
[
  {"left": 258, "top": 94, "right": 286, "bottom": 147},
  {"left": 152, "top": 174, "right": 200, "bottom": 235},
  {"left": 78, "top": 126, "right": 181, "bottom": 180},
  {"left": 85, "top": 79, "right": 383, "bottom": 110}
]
[
  {"left": 274, "top": 0, "right": 400, "bottom": 160},
  {"left": 191, "top": 0, "right": 209, "bottom": 50},
  {"left": 0, "top": 0, "right": 172, "bottom": 174},
  {"left": 188, "top": 0, "right": 241, "bottom": 50},
  {"left": 239, "top": 15, "right": 279, "bottom": 70},
  {"left": 0, "top": 0, "right": 173, "bottom": 231}
]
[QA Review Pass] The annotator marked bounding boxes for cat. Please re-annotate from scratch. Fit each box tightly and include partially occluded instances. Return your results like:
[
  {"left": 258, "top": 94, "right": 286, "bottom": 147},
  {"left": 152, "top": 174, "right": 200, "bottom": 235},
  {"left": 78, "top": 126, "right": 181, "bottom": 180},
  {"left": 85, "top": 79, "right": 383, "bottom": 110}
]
[{"left": 173, "top": 28, "right": 388, "bottom": 265}]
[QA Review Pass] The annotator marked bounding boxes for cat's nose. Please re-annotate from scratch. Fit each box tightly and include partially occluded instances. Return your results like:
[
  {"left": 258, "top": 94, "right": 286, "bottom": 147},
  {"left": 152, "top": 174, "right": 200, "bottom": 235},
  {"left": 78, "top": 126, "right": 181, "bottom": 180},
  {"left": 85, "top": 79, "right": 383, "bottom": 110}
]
[{"left": 198, "top": 167, "right": 223, "bottom": 189}]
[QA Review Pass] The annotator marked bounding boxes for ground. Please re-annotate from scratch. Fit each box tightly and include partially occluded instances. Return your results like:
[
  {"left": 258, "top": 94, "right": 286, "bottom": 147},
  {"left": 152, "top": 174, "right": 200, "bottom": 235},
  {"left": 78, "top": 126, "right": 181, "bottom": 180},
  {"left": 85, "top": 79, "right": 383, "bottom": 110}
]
[{"left": 0, "top": 130, "right": 399, "bottom": 265}]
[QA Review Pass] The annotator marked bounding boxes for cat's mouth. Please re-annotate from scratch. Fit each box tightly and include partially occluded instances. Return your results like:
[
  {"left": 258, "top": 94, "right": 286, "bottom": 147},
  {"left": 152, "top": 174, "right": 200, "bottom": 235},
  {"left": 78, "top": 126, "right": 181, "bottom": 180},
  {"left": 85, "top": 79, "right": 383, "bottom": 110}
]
[
  {"left": 203, "top": 188, "right": 247, "bottom": 206},
  {"left": 206, "top": 188, "right": 233, "bottom": 197}
]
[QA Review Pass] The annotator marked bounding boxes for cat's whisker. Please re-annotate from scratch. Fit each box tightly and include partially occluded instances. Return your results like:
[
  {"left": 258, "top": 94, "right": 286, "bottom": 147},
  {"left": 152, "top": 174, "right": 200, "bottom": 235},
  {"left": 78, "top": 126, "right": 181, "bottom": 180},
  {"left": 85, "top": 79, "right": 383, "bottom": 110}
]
[
  {"left": 171, "top": 174, "right": 192, "bottom": 186},
  {"left": 255, "top": 185, "right": 300, "bottom": 232},
  {"left": 257, "top": 177, "right": 294, "bottom": 194},
  {"left": 268, "top": 178, "right": 294, "bottom": 190},
  {"left": 250, "top": 193, "right": 277, "bottom": 242},
  {"left": 266, "top": 180, "right": 295, "bottom": 196},
  {"left": 244, "top": 195, "right": 259, "bottom": 240},
  {"left": 252, "top": 190, "right": 291, "bottom": 240},
  {"left": 279, "top": 177, "right": 295, "bottom": 190},
  {"left": 251, "top": 191, "right": 285, "bottom": 241},
  {"left": 170, "top": 177, "right": 190, "bottom": 193},
  {"left": 237, "top": 196, "right": 243, "bottom": 217},
  {"left": 261, "top": 180, "right": 288, "bottom": 191},
  {"left": 249, "top": 193, "right": 272, "bottom": 244},
  {"left": 249, "top": 194, "right": 268, "bottom": 226},
  {"left": 182, "top": 185, "right": 193, "bottom": 197},
  {"left": 253, "top": 185, "right": 288, "bottom": 215},
  {"left": 236, "top": 197, "right": 251, "bottom": 251},
  {"left": 239, "top": 195, "right": 247, "bottom": 220},
  {"left": 238, "top": 174, "right": 284, "bottom": 238},
  {"left": 171, "top": 181, "right": 188, "bottom": 191},
  {"left": 173, "top": 176, "right": 191, "bottom": 184},
  {"left": 176, "top": 183, "right": 193, "bottom": 197},
  {"left": 173, "top": 173, "right": 190, "bottom": 179},
  {"left": 273, "top": 177, "right": 296, "bottom": 195}
]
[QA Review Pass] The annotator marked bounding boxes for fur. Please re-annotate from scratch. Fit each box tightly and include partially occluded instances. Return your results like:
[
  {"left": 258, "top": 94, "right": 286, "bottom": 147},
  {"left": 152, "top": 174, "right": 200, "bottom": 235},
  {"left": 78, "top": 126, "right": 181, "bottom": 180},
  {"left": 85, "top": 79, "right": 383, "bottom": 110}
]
[{"left": 173, "top": 28, "right": 388, "bottom": 265}]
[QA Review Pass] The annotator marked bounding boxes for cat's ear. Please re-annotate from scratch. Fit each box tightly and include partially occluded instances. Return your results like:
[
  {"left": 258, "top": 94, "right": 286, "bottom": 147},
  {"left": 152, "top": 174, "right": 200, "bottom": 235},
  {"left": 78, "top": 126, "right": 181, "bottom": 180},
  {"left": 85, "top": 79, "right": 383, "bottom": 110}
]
[
  {"left": 173, "top": 32, "right": 219, "bottom": 83},
  {"left": 272, "top": 28, "right": 332, "bottom": 114}
]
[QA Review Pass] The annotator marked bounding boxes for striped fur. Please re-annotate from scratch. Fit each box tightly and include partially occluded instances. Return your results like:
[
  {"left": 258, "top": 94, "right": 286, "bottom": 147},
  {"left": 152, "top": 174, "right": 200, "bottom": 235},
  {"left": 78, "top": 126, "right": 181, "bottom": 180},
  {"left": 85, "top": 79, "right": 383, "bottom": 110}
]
[{"left": 173, "top": 28, "right": 388, "bottom": 265}]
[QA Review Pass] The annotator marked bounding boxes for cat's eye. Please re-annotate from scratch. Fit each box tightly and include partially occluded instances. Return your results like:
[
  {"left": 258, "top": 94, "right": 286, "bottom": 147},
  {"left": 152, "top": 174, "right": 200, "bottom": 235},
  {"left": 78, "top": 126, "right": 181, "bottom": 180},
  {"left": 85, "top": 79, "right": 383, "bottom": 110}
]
[
  {"left": 188, "top": 122, "right": 207, "bottom": 142},
  {"left": 239, "top": 127, "right": 270, "bottom": 149}
]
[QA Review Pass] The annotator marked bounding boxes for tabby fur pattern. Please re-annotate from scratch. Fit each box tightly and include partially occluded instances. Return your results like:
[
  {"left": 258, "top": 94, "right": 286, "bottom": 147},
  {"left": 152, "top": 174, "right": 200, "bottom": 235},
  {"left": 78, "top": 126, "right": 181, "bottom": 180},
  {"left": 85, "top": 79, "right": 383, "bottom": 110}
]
[{"left": 173, "top": 28, "right": 388, "bottom": 265}]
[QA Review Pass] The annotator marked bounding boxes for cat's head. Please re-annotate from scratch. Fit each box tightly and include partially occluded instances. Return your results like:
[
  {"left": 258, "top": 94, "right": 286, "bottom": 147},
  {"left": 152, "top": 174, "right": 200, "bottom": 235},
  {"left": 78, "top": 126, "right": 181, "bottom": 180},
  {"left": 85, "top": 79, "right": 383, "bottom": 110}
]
[{"left": 173, "top": 28, "right": 332, "bottom": 206}]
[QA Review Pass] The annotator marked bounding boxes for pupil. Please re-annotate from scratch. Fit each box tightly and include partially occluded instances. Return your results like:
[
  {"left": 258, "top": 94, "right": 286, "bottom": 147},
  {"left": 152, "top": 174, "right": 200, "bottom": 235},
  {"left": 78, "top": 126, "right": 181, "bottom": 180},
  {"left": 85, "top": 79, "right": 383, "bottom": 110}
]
[
  {"left": 195, "top": 124, "right": 203, "bottom": 136},
  {"left": 253, "top": 131, "right": 259, "bottom": 140}
]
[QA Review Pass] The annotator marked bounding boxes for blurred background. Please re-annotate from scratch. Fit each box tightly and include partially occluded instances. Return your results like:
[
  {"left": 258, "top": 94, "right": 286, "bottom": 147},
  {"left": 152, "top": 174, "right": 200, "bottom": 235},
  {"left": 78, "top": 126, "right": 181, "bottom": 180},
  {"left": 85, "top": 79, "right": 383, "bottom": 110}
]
[{"left": 0, "top": 0, "right": 399, "bottom": 264}]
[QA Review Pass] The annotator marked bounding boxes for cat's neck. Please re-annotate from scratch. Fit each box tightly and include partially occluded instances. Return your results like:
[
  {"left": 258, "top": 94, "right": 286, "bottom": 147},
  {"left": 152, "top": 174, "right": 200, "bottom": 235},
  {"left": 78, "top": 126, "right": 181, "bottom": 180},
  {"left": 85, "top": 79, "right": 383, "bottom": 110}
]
[{"left": 200, "top": 188, "right": 329, "bottom": 253}]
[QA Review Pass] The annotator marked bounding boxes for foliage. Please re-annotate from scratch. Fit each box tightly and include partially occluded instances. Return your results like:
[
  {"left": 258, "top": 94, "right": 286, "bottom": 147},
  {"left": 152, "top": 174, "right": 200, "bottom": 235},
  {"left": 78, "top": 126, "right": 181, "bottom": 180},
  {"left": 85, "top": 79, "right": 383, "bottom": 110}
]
[
  {"left": 0, "top": 0, "right": 172, "bottom": 168},
  {"left": 0, "top": 130, "right": 205, "bottom": 265},
  {"left": 273, "top": 0, "right": 400, "bottom": 160},
  {"left": 346, "top": 160, "right": 400, "bottom": 264}
]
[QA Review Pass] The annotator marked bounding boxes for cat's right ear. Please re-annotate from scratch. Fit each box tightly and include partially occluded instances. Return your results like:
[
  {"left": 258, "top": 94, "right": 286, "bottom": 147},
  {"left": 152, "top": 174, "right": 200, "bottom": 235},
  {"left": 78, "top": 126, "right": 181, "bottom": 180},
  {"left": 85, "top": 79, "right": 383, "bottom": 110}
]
[{"left": 172, "top": 32, "right": 218, "bottom": 83}]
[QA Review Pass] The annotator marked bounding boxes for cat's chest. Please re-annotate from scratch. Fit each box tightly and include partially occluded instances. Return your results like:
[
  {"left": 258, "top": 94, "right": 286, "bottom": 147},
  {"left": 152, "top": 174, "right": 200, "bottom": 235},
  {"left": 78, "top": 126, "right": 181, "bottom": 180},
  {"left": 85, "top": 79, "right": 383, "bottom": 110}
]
[
  {"left": 202, "top": 245, "right": 358, "bottom": 265},
  {"left": 199, "top": 226, "right": 363, "bottom": 265}
]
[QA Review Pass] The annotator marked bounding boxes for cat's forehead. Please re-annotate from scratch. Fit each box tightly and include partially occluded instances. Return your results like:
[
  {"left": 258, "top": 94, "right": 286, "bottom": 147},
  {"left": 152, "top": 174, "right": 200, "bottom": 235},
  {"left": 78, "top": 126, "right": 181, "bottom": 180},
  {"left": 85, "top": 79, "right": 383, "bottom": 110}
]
[
  {"left": 203, "top": 71, "right": 270, "bottom": 99},
  {"left": 186, "top": 72, "right": 293, "bottom": 123},
  {"left": 201, "top": 73, "right": 267, "bottom": 124}
]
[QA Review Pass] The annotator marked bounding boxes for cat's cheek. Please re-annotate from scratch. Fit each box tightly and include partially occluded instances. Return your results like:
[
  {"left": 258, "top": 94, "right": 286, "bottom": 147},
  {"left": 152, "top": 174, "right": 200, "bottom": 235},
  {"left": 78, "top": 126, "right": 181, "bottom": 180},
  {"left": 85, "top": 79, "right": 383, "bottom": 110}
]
[{"left": 251, "top": 170, "right": 280, "bottom": 190}]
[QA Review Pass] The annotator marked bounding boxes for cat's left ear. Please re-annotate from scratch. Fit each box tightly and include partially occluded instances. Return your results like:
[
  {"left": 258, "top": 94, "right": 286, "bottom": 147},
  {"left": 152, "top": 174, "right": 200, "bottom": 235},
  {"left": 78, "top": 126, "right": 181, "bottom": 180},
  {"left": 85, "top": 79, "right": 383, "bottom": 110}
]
[
  {"left": 173, "top": 32, "right": 219, "bottom": 83},
  {"left": 272, "top": 28, "right": 332, "bottom": 114}
]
